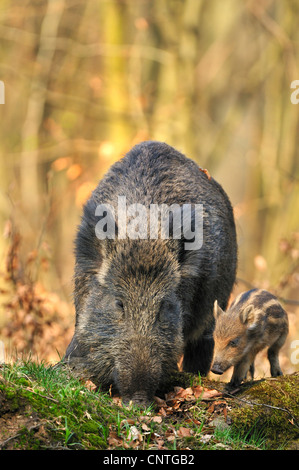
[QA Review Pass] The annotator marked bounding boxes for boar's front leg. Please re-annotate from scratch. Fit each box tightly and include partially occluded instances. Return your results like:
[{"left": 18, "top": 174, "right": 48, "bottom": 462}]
[{"left": 183, "top": 329, "right": 214, "bottom": 375}]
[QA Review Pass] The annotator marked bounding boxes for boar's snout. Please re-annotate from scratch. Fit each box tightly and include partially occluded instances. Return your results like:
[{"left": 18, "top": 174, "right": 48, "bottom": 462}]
[
  {"left": 113, "top": 337, "right": 164, "bottom": 406},
  {"left": 122, "top": 391, "right": 152, "bottom": 407},
  {"left": 119, "top": 380, "right": 156, "bottom": 407}
]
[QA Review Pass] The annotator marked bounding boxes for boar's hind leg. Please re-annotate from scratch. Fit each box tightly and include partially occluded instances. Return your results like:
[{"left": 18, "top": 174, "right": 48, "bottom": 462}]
[{"left": 182, "top": 331, "right": 214, "bottom": 375}]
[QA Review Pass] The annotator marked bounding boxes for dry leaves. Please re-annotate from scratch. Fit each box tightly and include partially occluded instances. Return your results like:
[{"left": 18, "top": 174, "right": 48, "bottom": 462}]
[
  {"left": 155, "top": 385, "right": 222, "bottom": 416},
  {"left": 107, "top": 384, "right": 223, "bottom": 450},
  {"left": 1, "top": 226, "right": 73, "bottom": 362}
]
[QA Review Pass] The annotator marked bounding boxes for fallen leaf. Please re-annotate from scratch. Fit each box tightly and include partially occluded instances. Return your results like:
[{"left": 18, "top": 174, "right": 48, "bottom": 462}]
[
  {"left": 152, "top": 416, "right": 162, "bottom": 424},
  {"left": 173, "top": 386, "right": 185, "bottom": 395},
  {"left": 174, "top": 386, "right": 193, "bottom": 399},
  {"left": 141, "top": 423, "right": 151, "bottom": 432},
  {"left": 112, "top": 396, "right": 122, "bottom": 406},
  {"left": 120, "top": 418, "right": 135, "bottom": 427},
  {"left": 191, "top": 385, "right": 204, "bottom": 399},
  {"left": 139, "top": 415, "right": 150, "bottom": 422},
  {"left": 154, "top": 396, "right": 166, "bottom": 406},
  {"left": 84, "top": 380, "right": 97, "bottom": 392},
  {"left": 201, "top": 389, "right": 223, "bottom": 401},
  {"left": 207, "top": 403, "right": 216, "bottom": 413},
  {"left": 165, "top": 427, "right": 176, "bottom": 441},
  {"left": 127, "top": 419, "right": 136, "bottom": 426},
  {"left": 107, "top": 430, "right": 123, "bottom": 448},
  {"left": 200, "top": 434, "right": 213, "bottom": 444},
  {"left": 156, "top": 438, "right": 165, "bottom": 449},
  {"left": 178, "top": 427, "right": 193, "bottom": 437},
  {"left": 185, "top": 418, "right": 201, "bottom": 426},
  {"left": 158, "top": 407, "right": 167, "bottom": 417},
  {"left": 127, "top": 425, "right": 141, "bottom": 442}
]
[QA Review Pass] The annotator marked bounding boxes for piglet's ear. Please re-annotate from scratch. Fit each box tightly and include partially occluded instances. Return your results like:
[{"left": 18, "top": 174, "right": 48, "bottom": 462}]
[
  {"left": 239, "top": 304, "right": 255, "bottom": 324},
  {"left": 213, "top": 300, "right": 224, "bottom": 319}
]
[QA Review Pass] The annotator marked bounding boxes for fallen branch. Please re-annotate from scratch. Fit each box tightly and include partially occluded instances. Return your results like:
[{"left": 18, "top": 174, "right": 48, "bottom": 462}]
[
  {"left": 218, "top": 381, "right": 299, "bottom": 431},
  {"left": 0, "top": 422, "right": 45, "bottom": 449}
]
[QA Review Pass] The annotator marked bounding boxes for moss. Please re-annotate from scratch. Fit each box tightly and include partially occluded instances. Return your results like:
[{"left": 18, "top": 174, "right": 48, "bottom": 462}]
[
  {"left": 1, "top": 361, "right": 297, "bottom": 450},
  {"left": 14, "top": 427, "right": 43, "bottom": 450},
  {"left": 81, "top": 421, "right": 101, "bottom": 434},
  {"left": 86, "top": 433, "right": 107, "bottom": 449},
  {"left": 229, "top": 373, "right": 299, "bottom": 449},
  {"left": 0, "top": 385, "right": 23, "bottom": 412},
  {"left": 156, "top": 371, "right": 201, "bottom": 395},
  {"left": 0, "top": 363, "right": 113, "bottom": 449}
]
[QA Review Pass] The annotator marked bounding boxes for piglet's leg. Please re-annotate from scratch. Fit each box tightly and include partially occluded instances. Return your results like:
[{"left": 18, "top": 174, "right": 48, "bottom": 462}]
[
  {"left": 267, "top": 341, "right": 284, "bottom": 377},
  {"left": 229, "top": 359, "right": 252, "bottom": 387},
  {"left": 268, "top": 330, "right": 289, "bottom": 377},
  {"left": 249, "top": 362, "right": 255, "bottom": 380}
]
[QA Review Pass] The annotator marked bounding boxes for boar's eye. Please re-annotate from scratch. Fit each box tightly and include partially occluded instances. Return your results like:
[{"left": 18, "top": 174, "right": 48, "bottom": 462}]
[
  {"left": 158, "top": 299, "right": 177, "bottom": 323},
  {"left": 228, "top": 337, "right": 240, "bottom": 348},
  {"left": 115, "top": 299, "right": 124, "bottom": 312}
]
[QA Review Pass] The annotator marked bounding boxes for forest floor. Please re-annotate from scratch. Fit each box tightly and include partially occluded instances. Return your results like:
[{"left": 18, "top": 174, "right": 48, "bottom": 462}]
[{"left": 0, "top": 360, "right": 298, "bottom": 451}]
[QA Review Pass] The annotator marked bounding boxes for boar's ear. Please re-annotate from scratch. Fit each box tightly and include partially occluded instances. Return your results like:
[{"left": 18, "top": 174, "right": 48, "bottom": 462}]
[
  {"left": 213, "top": 300, "right": 224, "bottom": 319},
  {"left": 239, "top": 304, "right": 255, "bottom": 324}
]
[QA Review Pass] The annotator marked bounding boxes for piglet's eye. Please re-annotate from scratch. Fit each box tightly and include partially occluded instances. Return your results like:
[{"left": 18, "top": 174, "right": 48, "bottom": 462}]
[{"left": 229, "top": 337, "right": 240, "bottom": 348}]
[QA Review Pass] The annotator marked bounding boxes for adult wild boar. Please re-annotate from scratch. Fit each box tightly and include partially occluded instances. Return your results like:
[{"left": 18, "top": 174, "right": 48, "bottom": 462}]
[{"left": 64, "top": 141, "right": 237, "bottom": 404}]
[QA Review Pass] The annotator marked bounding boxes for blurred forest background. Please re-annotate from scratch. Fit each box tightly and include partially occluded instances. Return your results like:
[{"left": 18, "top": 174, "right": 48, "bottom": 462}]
[{"left": 0, "top": 0, "right": 298, "bottom": 379}]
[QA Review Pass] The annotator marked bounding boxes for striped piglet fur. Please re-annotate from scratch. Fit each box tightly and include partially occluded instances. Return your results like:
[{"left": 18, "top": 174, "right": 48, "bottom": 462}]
[{"left": 211, "top": 289, "right": 289, "bottom": 387}]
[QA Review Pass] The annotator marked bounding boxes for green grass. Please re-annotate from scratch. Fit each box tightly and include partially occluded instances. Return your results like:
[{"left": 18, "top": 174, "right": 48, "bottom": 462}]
[
  {"left": 0, "top": 360, "right": 119, "bottom": 449},
  {"left": 0, "top": 359, "right": 293, "bottom": 450},
  {"left": 214, "top": 423, "right": 267, "bottom": 450}
]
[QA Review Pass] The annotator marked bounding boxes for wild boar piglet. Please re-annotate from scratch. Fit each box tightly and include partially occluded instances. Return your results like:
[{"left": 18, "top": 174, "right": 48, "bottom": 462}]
[{"left": 211, "top": 289, "right": 289, "bottom": 387}]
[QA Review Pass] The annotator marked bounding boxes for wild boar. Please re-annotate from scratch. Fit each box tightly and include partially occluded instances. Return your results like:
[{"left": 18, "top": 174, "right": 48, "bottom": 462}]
[
  {"left": 211, "top": 288, "right": 289, "bottom": 387},
  {"left": 64, "top": 141, "right": 237, "bottom": 404}
]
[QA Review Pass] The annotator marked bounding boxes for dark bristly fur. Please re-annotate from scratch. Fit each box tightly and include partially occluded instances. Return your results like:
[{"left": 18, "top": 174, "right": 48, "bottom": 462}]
[
  {"left": 211, "top": 288, "right": 289, "bottom": 387},
  {"left": 64, "top": 141, "right": 237, "bottom": 404}
]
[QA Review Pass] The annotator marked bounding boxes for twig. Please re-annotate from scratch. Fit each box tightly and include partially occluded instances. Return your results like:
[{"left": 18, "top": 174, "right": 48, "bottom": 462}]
[
  {"left": 217, "top": 383, "right": 299, "bottom": 431},
  {"left": 0, "top": 422, "right": 45, "bottom": 449},
  {"left": 0, "top": 373, "right": 59, "bottom": 404},
  {"left": 22, "top": 387, "right": 60, "bottom": 404}
]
